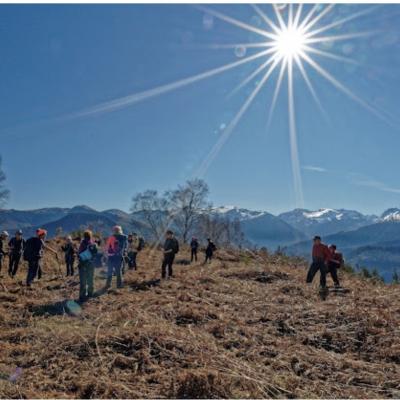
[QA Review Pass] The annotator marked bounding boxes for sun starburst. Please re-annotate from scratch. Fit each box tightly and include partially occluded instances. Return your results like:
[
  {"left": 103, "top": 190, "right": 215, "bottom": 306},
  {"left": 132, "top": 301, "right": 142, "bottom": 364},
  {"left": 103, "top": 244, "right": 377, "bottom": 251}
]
[{"left": 71, "top": 4, "right": 390, "bottom": 208}]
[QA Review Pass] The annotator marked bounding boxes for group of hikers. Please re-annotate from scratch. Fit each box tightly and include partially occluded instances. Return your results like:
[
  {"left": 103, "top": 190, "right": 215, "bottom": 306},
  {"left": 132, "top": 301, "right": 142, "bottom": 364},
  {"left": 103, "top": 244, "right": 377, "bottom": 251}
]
[
  {"left": 1, "top": 227, "right": 342, "bottom": 300},
  {"left": 306, "top": 235, "right": 344, "bottom": 290},
  {"left": 0, "top": 227, "right": 218, "bottom": 302}
]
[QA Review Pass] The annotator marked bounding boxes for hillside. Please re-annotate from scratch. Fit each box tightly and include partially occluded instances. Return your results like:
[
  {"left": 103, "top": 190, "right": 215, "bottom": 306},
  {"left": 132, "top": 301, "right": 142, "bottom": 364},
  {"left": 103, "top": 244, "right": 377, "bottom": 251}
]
[{"left": 0, "top": 244, "right": 399, "bottom": 398}]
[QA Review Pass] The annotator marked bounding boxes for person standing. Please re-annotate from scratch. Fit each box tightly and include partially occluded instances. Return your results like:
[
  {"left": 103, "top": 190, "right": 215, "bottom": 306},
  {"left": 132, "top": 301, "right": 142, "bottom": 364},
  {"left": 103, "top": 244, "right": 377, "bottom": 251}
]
[
  {"left": 126, "top": 233, "right": 139, "bottom": 270},
  {"left": 190, "top": 237, "right": 199, "bottom": 262},
  {"left": 105, "top": 226, "right": 127, "bottom": 289},
  {"left": 161, "top": 230, "right": 179, "bottom": 279},
  {"left": 327, "top": 244, "right": 343, "bottom": 288},
  {"left": 8, "top": 230, "right": 25, "bottom": 277},
  {"left": 25, "top": 229, "right": 58, "bottom": 287},
  {"left": 77, "top": 230, "right": 97, "bottom": 302},
  {"left": 0, "top": 231, "right": 9, "bottom": 275},
  {"left": 204, "top": 238, "right": 217, "bottom": 264},
  {"left": 306, "top": 236, "right": 331, "bottom": 289},
  {"left": 61, "top": 236, "right": 76, "bottom": 276}
]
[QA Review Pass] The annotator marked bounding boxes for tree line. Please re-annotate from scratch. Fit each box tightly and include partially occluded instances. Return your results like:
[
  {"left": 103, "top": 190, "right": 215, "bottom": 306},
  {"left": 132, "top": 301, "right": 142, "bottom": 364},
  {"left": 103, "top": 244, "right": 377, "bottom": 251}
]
[{"left": 131, "top": 179, "right": 245, "bottom": 247}]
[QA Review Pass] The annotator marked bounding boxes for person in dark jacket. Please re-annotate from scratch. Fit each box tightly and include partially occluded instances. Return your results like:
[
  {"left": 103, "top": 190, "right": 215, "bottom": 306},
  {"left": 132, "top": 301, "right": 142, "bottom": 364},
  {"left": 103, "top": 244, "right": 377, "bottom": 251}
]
[
  {"left": 78, "top": 230, "right": 97, "bottom": 302},
  {"left": 327, "top": 244, "right": 342, "bottom": 288},
  {"left": 126, "top": 233, "right": 139, "bottom": 270},
  {"left": 25, "top": 229, "right": 58, "bottom": 287},
  {"left": 306, "top": 236, "right": 331, "bottom": 289},
  {"left": 161, "top": 230, "right": 179, "bottom": 279},
  {"left": 105, "top": 226, "right": 127, "bottom": 289},
  {"left": 61, "top": 236, "right": 76, "bottom": 276},
  {"left": 8, "top": 230, "right": 25, "bottom": 277},
  {"left": 204, "top": 238, "right": 217, "bottom": 264},
  {"left": 0, "top": 231, "right": 9, "bottom": 274},
  {"left": 190, "top": 237, "right": 199, "bottom": 263}
]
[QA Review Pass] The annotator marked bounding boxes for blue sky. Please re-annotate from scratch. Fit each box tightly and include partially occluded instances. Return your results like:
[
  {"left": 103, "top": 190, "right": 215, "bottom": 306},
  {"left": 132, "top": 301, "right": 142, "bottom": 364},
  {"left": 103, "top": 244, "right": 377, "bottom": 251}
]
[{"left": 1, "top": 4, "right": 400, "bottom": 215}]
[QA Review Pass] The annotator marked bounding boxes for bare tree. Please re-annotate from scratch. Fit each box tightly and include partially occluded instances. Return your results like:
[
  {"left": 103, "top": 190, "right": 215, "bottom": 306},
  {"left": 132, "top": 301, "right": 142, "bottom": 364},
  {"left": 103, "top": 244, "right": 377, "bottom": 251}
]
[
  {"left": 166, "top": 179, "right": 210, "bottom": 243},
  {"left": 131, "top": 190, "right": 168, "bottom": 240},
  {"left": 195, "top": 211, "right": 244, "bottom": 248},
  {"left": 0, "top": 156, "right": 9, "bottom": 208}
]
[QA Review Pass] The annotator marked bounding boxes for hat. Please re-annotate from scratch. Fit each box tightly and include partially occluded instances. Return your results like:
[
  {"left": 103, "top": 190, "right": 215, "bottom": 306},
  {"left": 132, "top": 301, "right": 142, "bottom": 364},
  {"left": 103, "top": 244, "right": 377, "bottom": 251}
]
[
  {"left": 36, "top": 228, "right": 47, "bottom": 237},
  {"left": 313, "top": 235, "right": 321, "bottom": 241},
  {"left": 1, "top": 231, "right": 9, "bottom": 237},
  {"left": 113, "top": 225, "right": 123, "bottom": 234},
  {"left": 166, "top": 230, "right": 174, "bottom": 235},
  {"left": 329, "top": 244, "right": 337, "bottom": 250},
  {"left": 16, "top": 230, "right": 23, "bottom": 235}
]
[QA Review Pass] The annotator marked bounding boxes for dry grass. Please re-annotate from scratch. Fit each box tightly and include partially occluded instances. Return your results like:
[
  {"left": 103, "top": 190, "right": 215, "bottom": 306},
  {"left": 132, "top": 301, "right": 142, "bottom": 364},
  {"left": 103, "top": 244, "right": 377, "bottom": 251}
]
[{"left": 0, "top": 242, "right": 399, "bottom": 398}]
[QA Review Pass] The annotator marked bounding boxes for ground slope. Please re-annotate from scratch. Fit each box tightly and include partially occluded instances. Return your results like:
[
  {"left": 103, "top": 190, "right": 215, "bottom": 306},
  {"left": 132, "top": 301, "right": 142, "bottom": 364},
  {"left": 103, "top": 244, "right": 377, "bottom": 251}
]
[{"left": 0, "top": 244, "right": 399, "bottom": 398}]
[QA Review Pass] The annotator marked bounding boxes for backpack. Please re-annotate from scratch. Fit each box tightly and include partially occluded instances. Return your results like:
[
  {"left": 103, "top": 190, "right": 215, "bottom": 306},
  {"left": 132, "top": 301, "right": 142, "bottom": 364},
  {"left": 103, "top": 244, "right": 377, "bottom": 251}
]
[
  {"left": 23, "top": 238, "right": 34, "bottom": 261},
  {"left": 172, "top": 238, "right": 179, "bottom": 254},
  {"left": 138, "top": 237, "right": 145, "bottom": 252},
  {"left": 107, "top": 235, "right": 126, "bottom": 256}
]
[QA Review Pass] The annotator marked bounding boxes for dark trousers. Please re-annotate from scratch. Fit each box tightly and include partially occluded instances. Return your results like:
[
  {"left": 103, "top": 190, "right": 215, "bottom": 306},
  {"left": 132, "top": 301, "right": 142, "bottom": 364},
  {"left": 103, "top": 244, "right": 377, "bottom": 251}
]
[
  {"left": 0, "top": 254, "right": 3, "bottom": 273},
  {"left": 162, "top": 254, "right": 175, "bottom": 279},
  {"left": 204, "top": 252, "right": 213, "bottom": 264},
  {"left": 328, "top": 262, "right": 340, "bottom": 286},
  {"left": 65, "top": 257, "right": 74, "bottom": 276},
  {"left": 79, "top": 261, "right": 94, "bottom": 300},
  {"left": 106, "top": 255, "right": 123, "bottom": 288},
  {"left": 9, "top": 253, "right": 21, "bottom": 276},
  {"left": 127, "top": 252, "right": 137, "bottom": 270},
  {"left": 191, "top": 248, "right": 198, "bottom": 262},
  {"left": 306, "top": 258, "right": 327, "bottom": 288},
  {"left": 26, "top": 258, "right": 42, "bottom": 286}
]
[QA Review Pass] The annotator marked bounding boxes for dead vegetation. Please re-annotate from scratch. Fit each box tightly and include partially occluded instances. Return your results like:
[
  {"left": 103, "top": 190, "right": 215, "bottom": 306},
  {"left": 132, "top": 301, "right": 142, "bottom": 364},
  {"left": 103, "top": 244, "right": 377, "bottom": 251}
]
[{"left": 0, "top": 243, "right": 399, "bottom": 398}]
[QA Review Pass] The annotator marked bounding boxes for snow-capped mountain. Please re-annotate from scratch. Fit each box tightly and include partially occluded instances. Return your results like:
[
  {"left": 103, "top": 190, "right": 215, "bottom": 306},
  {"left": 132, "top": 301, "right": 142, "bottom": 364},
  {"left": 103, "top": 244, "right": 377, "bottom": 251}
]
[
  {"left": 211, "top": 206, "right": 306, "bottom": 247},
  {"left": 279, "top": 208, "right": 378, "bottom": 237},
  {"left": 381, "top": 208, "right": 400, "bottom": 222},
  {"left": 211, "top": 206, "right": 267, "bottom": 221}
]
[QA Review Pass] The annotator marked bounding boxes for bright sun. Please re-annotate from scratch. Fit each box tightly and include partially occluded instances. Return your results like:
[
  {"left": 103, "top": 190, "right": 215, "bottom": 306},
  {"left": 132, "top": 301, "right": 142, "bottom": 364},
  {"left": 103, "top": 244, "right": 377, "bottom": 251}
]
[{"left": 273, "top": 27, "right": 306, "bottom": 59}]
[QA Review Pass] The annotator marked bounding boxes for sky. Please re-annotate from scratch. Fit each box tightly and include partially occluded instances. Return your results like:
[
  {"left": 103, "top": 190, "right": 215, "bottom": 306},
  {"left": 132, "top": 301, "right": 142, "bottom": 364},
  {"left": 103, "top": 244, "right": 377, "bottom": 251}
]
[{"left": 1, "top": 4, "right": 400, "bottom": 216}]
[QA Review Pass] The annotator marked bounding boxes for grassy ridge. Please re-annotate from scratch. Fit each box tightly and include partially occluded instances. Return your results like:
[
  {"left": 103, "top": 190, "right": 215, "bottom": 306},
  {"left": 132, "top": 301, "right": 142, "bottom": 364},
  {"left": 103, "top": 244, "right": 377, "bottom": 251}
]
[{"left": 0, "top": 242, "right": 399, "bottom": 398}]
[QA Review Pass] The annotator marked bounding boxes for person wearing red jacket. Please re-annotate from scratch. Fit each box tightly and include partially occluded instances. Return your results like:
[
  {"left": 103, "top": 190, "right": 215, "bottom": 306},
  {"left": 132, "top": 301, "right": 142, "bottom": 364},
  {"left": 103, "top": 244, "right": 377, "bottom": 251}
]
[
  {"left": 328, "top": 244, "right": 343, "bottom": 288},
  {"left": 306, "top": 236, "right": 331, "bottom": 289}
]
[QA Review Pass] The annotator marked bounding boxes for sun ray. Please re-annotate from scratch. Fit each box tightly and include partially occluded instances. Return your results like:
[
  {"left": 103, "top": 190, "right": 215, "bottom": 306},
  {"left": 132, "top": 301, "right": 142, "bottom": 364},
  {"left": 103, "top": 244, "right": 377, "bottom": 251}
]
[
  {"left": 273, "top": 4, "right": 286, "bottom": 30},
  {"left": 305, "top": 31, "right": 377, "bottom": 45},
  {"left": 287, "top": 57, "right": 304, "bottom": 207},
  {"left": 250, "top": 4, "right": 280, "bottom": 34},
  {"left": 298, "top": 4, "right": 320, "bottom": 31},
  {"left": 302, "top": 45, "right": 360, "bottom": 66},
  {"left": 266, "top": 58, "right": 287, "bottom": 129},
  {"left": 293, "top": 54, "right": 329, "bottom": 121},
  {"left": 68, "top": 48, "right": 273, "bottom": 119},
  {"left": 228, "top": 53, "right": 278, "bottom": 97},
  {"left": 305, "top": 6, "right": 377, "bottom": 38},
  {"left": 288, "top": 4, "right": 294, "bottom": 29},
  {"left": 195, "top": 5, "right": 278, "bottom": 41},
  {"left": 300, "top": 50, "right": 393, "bottom": 125},
  {"left": 206, "top": 42, "right": 271, "bottom": 50},
  {"left": 196, "top": 55, "right": 283, "bottom": 177},
  {"left": 302, "top": 4, "right": 335, "bottom": 33},
  {"left": 293, "top": 4, "right": 303, "bottom": 29}
]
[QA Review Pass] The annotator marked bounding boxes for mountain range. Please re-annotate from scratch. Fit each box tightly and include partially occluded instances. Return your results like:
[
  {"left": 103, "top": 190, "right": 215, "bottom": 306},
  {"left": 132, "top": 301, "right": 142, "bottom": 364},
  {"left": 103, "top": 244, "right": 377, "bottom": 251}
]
[{"left": 1, "top": 205, "right": 400, "bottom": 280}]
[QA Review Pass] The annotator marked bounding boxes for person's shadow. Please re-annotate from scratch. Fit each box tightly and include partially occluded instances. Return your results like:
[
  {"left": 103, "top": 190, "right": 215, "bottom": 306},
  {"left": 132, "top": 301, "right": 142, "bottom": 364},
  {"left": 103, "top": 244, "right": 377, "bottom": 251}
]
[{"left": 129, "top": 279, "right": 161, "bottom": 291}]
